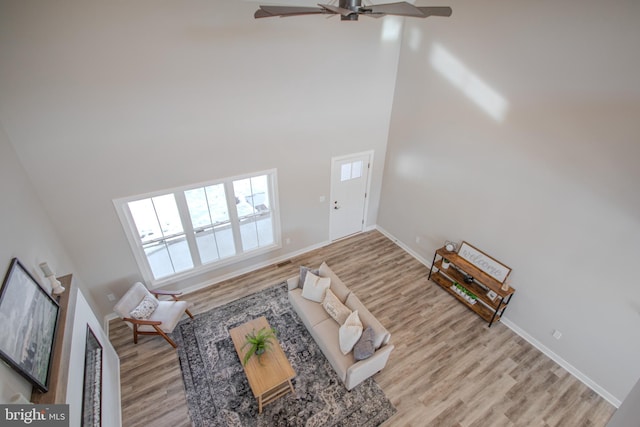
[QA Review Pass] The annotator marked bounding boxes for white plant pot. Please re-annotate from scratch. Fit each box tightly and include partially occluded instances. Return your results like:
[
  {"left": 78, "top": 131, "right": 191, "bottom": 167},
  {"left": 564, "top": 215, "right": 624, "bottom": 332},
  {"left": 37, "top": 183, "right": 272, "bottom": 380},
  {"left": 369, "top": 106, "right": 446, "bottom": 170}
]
[{"left": 442, "top": 262, "right": 450, "bottom": 270}]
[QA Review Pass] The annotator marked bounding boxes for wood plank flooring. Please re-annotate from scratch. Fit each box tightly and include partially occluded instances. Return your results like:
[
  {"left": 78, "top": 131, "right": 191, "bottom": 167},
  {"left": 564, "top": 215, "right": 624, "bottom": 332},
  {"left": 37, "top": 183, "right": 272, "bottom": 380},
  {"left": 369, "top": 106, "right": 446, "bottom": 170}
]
[{"left": 109, "top": 230, "right": 615, "bottom": 426}]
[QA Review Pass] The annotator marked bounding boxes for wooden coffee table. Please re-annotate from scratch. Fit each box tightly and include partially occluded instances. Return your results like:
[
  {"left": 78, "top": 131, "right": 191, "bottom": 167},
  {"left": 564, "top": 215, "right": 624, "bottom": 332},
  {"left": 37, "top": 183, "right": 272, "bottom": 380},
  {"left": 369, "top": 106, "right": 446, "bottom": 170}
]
[{"left": 229, "top": 316, "right": 296, "bottom": 413}]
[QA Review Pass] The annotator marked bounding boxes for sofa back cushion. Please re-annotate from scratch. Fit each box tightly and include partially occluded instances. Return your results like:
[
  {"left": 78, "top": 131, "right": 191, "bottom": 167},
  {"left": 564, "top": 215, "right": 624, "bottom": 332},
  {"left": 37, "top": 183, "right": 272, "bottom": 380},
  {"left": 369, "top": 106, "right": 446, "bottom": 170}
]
[
  {"left": 345, "top": 293, "right": 390, "bottom": 350},
  {"left": 319, "top": 262, "right": 351, "bottom": 302},
  {"left": 114, "top": 282, "right": 150, "bottom": 320},
  {"left": 339, "top": 310, "right": 363, "bottom": 354},
  {"left": 301, "top": 271, "right": 331, "bottom": 303},
  {"left": 353, "top": 326, "right": 376, "bottom": 361},
  {"left": 322, "top": 289, "right": 352, "bottom": 325},
  {"left": 299, "top": 266, "right": 319, "bottom": 286}
]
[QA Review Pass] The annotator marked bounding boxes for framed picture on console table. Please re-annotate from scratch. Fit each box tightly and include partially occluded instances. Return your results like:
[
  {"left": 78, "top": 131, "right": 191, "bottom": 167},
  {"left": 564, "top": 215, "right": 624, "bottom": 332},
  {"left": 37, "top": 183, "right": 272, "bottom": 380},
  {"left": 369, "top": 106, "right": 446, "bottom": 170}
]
[
  {"left": 0, "top": 258, "right": 60, "bottom": 392},
  {"left": 458, "top": 242, "right": 512, "bottom": 284}
]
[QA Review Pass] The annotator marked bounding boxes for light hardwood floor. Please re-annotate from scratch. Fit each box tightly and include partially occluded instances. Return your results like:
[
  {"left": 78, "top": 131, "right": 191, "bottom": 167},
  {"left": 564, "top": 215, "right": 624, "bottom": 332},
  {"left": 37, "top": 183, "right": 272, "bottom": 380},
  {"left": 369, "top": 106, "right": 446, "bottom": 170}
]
[{"left": 109, "top": 230, "right": 615, "bottom": 426}]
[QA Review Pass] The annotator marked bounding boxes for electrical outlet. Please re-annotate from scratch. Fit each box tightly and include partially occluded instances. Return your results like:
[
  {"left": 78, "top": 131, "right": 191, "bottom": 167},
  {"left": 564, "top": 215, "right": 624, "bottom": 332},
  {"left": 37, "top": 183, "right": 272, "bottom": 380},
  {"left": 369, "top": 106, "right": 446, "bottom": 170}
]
[
  {"left": 552, "top": 329, "right": 562, "bottom": 340},
  {"left": 107, "top": 293, "right": 116, "bottom": 302},
  {"left": 285, "top": 238, "right": 291, "bottom": 245},
  {"left": 416, "top": 236, "right": 421, "bottom": 244},
  {"left": 319, "top": 196, "right": 326, "bottom": 203}
]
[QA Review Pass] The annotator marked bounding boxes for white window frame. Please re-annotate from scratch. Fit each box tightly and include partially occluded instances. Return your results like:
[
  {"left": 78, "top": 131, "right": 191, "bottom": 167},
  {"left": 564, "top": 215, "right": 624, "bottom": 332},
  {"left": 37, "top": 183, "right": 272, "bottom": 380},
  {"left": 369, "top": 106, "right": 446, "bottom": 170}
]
[{"left": 113, "top": 169, "right": 281, "bottom": 287}]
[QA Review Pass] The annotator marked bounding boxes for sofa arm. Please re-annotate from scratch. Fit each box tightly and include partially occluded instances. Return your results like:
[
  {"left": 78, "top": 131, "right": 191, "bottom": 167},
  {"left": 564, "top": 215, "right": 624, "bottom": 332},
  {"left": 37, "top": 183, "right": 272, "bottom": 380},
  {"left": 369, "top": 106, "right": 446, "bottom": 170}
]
[
  {"left": 345, "top": 343, "right": 394, "bottom": 391},
  {"left": 287, "top": 276, "right": 299, "bottom": 291}
]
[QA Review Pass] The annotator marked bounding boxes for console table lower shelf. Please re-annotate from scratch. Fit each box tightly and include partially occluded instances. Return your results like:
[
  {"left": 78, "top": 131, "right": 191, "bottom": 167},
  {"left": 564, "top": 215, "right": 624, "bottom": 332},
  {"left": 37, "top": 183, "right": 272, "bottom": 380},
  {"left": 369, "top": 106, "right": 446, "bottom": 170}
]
[{"left": 430, "top": 271, "right": 512, "bottom": 325}]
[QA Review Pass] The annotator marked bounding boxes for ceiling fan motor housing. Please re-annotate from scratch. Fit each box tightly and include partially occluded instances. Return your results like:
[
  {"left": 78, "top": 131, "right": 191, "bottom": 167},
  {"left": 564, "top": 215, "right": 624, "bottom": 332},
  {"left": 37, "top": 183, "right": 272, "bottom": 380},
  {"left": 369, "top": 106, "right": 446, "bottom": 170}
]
[{"left": 340, "top": 0, "right": 361, "bottom": 20}]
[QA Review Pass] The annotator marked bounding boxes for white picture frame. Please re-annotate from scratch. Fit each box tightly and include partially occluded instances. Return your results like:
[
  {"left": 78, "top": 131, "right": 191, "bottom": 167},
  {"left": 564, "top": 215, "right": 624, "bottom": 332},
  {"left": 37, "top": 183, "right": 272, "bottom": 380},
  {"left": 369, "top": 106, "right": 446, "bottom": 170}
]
[{"left": 458, "top": 242, "right": 511, "bottom": 284}]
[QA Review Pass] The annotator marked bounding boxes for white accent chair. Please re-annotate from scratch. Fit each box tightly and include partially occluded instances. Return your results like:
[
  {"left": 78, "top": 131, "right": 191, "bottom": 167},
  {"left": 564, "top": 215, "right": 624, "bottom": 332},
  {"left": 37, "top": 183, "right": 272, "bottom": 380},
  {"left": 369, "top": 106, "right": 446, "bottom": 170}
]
[{"left": 113, "top": 282, "right": 193, "bottom": 348}]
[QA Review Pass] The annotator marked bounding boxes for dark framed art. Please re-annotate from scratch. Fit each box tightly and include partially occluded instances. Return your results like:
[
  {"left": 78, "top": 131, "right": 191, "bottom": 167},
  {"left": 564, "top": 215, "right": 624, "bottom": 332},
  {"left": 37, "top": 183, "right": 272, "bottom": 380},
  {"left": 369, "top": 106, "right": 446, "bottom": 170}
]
[
  {"left": 81, "top": 325, "right": 103, "bottom": 427},
  {"left": 0, "top": 258, "right": 60, "bottom": 392}
]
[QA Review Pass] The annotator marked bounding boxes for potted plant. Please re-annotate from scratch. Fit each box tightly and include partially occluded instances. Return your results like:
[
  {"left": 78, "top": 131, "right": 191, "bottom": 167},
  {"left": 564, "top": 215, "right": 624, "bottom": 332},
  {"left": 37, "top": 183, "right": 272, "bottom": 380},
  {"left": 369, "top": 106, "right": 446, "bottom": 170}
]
[
  {"left": 241, "top": 327, "right": 277, "bottom": 366},
  {"left": 442, "top": 258, "right": 451, "bottom": 270}
]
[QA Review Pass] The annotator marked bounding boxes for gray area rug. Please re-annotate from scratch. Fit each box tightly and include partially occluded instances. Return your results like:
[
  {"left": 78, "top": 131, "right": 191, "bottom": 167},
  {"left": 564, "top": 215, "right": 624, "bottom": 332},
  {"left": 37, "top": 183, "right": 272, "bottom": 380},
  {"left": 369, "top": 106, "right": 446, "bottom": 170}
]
[{"left": 172, "top": 283, "right": 396, "bottom": 427}]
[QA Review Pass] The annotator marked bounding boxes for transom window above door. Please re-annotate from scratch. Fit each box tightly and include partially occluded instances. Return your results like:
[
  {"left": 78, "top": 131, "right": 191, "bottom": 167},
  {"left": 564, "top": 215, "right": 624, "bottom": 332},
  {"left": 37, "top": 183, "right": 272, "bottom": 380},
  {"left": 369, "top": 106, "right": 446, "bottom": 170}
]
[{"left": 114, "top": 170, "right": 281, "bottom": 286}]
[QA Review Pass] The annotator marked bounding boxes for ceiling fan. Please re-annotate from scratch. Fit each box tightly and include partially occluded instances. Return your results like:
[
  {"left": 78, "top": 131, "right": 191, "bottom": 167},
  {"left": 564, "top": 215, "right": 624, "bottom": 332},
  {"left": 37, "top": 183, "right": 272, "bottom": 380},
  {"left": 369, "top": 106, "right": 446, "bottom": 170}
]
[{"left": 254, "top": 0, "right": 452, "bottom": 21}]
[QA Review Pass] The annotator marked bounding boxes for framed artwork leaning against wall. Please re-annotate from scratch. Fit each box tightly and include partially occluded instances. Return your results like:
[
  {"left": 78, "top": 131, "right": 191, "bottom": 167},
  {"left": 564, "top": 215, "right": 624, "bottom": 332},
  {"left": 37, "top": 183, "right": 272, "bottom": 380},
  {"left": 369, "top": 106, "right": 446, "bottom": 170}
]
[{"left": 0, "top": 258, "right": 60, "bottom": 392}]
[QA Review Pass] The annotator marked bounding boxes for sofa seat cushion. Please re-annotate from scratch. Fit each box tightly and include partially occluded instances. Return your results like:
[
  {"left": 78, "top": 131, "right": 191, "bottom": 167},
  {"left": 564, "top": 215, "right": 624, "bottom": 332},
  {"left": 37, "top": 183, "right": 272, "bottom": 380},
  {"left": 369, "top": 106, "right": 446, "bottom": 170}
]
[
  {"left": 319, "top": 262, "right": 351, "bottom": 303},
  {"left": 138, "top": 300, "right": 189, "bottom": 333},
  {"left": 311, "top": 318, "right": 353, "bottom": 382},
  {"left": 289, "top": 288, "right": 330, "bottom": 328},
  {"left": 345, "top": 293, "right": 390, "bottom": 350}
]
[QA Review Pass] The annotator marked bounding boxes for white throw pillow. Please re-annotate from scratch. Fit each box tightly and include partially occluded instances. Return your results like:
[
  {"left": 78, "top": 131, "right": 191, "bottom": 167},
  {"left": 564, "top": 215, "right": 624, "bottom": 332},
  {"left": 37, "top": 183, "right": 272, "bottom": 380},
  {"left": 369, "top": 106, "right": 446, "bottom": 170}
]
[
  {"left": 301, "top": 271, "right": 331, "bottom": 303},
  {"left": 339, "top": 310, "right": 363, "bottom": 354},
  {"left": 322, "top": 289, "right": 352, "bottom": 325},
  {"left": 129, "top": 295, "right": 159, "bottom": 320}
]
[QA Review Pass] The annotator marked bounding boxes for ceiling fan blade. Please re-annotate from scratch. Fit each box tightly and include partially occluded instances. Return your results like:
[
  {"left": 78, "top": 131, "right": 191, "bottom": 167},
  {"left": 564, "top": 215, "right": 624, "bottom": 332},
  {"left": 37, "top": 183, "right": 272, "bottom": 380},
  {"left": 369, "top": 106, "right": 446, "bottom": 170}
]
[
  {"left": 415, "top": 6, "right": 452, "bottom": 17},
  {"left": 318, "top": 3, "right": 354, "bottom": 17},
  {"left": 255, "top": 5, "right": 329, "bottom": 18},
  {"left": 367, "top": 2, "right": 424, "bottom": 17},
  {"left": 360, "top": 12, "right": 385, "bottom": 18},
  {"left": 255, "top": 9, "right": 275, "bottom": 18}
]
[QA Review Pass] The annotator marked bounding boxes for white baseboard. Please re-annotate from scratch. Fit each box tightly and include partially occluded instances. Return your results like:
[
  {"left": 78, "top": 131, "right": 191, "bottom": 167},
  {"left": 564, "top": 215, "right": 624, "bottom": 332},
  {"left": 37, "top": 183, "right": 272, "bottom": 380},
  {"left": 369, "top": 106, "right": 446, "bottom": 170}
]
[
  {"left": 500, "top": 318, "right": 621, "bottom": 408},
  {"left": 103, "top": 312, "right": 118, "bottom": 334},
  {"left": 375, "top": 225, "right": 433, "bottom": 267},
  {"left": 363, "top": 224, "right": 377, "bottom": 233},
  {"left": 375, "top": 225, "right": 621, "bottom": 408},
  {"left": 177, "top": 240, "right": 330, "bottom": 296}
]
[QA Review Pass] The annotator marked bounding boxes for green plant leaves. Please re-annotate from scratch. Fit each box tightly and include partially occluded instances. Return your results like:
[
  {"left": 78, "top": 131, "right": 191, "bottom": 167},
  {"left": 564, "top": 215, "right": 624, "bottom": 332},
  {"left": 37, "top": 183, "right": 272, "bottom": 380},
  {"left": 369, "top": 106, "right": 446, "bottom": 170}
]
[{"left": 241, "top": 327, "right": 278, "bottom": 366}]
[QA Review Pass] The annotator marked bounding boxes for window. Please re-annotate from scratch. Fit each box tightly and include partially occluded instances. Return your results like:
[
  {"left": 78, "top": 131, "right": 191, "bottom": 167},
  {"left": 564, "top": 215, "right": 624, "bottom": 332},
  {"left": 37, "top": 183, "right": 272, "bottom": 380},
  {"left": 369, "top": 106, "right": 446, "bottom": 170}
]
[
  {"left": 340, "top": 160, "right": 363, "bottom": 181},
  {"left": 114, "top": 170, "right": 280, "bottom": 285}
]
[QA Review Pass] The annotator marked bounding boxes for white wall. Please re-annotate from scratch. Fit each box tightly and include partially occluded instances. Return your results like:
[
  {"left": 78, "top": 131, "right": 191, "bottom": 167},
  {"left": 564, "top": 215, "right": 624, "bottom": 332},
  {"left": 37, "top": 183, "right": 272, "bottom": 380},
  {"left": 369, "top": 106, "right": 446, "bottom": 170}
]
[
  {"left": 607, "top": 377, "right": 640, "bottom": 427},
  {"left": 378, "top": 0, "right": 640, "bottom": 403},
  {"left": 0, "top": 0, "right": 402, "bottom": 319},
  {"left": 0, "top": 125, "right": 79, "bottom": 402}
]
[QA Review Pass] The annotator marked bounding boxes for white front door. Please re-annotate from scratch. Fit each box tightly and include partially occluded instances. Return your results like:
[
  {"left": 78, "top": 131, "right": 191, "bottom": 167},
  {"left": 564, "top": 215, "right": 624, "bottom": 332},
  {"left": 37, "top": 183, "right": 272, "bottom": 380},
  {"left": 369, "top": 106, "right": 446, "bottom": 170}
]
[{"left": 329, "top": 152, "right": 372, "bottom": 241}]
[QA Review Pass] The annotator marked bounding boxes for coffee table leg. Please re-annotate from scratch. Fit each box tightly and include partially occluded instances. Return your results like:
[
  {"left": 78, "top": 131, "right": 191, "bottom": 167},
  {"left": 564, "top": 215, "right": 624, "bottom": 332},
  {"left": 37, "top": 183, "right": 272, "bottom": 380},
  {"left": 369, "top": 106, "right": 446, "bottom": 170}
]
[{"left": 258, "top": 395, "right": 263, "bottom": 414}]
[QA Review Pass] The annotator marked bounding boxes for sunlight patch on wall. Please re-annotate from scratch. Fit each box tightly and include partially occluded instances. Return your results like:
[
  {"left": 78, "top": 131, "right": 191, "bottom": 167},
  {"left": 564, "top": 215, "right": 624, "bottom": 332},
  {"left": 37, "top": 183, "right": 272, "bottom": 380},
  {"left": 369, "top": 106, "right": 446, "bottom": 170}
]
[
  {"left": 408, "top": 26, "right": 422, "bottom": 51},
  {"left": 395, "top": 153, "right": 423, "bottom": 180},
  {"left": 429, "top": 43, "right": 508, "bottom": 122},
  {"left": 381, "top": 16, "right": 403, "bottom": 41}
]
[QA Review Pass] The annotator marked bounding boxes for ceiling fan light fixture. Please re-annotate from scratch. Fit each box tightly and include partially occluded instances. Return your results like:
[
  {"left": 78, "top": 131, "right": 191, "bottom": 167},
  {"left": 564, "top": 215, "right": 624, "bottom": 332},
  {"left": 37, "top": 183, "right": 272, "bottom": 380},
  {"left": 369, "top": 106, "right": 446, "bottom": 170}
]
[
  {"left": 254, "top": 1, "right": 452, "bottom": 21},
  {"left": 341, "top": 0, "right": 361, "bottom": 20}
]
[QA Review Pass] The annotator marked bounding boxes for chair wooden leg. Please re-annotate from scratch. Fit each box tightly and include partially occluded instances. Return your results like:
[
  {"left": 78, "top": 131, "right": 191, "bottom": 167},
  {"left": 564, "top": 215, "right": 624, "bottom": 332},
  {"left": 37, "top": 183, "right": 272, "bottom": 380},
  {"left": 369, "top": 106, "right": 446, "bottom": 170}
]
[
  {"left": 186, "top": 308, "right": 194, "bottom": 319},
  {"left": 153, "top": 325, "right": 177, "bottom": 348},
  {"left": 133, "top": 324, "right": 138, "bottom": 344}
]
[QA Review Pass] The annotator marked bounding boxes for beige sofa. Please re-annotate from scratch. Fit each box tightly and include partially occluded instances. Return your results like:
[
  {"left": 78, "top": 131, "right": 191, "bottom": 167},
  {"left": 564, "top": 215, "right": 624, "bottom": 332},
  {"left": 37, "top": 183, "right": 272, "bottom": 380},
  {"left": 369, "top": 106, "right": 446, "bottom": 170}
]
[{"left": 287, "top": 262, "right": 394, "bottom": 390}]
